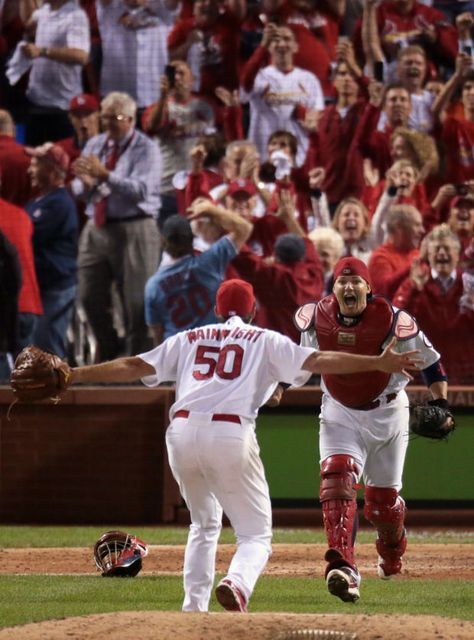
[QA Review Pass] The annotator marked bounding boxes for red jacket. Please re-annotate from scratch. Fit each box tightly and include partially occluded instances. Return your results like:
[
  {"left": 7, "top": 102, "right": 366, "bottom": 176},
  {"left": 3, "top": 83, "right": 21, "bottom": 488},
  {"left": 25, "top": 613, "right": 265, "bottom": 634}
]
[
  {"left": 351, "top": 103, "right": 394, "bottom": 177},
  {"left": 393, "top": 270, "right": 474, "bottom": 383},
  {"left": 353, "top": 0, "right": 458, "bottom": 67},
  {"left": 368, "top": 241, "right": 419, "bottom": 300},
  {"left": 231, "top": 238, "right": 324, "bottom": 342},
  {"left": 0, "top": 135, "right": 34, "bottom": 207},
  {"left": 0, "top": 199, "right": 43, "bottom": 315},
  {"left": 438, "top": 116, "right": 474, "bottom": 184},
  {"left": 307, "top": 96, "right": 368, "bottom": 204},
  {"left": 168, "top": 12, "right": 241, "bottom": 100}
]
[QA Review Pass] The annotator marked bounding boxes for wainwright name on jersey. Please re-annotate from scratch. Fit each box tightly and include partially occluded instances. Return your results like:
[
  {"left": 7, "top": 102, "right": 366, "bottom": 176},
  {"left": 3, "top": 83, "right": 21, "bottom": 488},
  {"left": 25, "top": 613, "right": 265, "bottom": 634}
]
[{"left": 139, "top": 315, "right": 314, "bottom": 418}]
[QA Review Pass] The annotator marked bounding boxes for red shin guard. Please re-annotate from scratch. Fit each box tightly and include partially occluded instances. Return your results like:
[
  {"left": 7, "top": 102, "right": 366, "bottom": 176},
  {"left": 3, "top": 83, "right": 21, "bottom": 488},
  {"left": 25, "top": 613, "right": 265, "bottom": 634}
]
[
  {"left": 364, "top": 486, "right": 407, "bottom": 574},
  {"left": 320, "top": 455, "right": 359, "bottom": 567}
]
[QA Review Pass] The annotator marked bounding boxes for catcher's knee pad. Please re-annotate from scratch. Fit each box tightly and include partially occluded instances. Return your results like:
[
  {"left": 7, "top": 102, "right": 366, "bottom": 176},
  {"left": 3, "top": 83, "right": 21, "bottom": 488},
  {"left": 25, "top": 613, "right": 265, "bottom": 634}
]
[
  {"left": 320, "top": 455, "right": 359, "bottom": 502},
  {"left": 320, "top": 455, "right": 360, "bottom": 566},
  {"left": 364, "top": 486, "right": 406, "bottom": 547}
]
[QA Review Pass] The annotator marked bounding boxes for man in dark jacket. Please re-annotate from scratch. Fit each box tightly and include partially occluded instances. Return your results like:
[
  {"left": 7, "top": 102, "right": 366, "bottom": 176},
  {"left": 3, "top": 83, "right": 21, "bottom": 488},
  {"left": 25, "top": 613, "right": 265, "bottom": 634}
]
[{"left": 24, "top": 143, "right": 78, "bottom": 357}]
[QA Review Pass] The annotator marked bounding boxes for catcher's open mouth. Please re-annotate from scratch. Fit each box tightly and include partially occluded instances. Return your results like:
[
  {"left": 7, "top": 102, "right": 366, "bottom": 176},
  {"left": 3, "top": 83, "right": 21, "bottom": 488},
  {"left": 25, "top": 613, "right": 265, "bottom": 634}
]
[{"left": 343, "top": 294, "right": 357, "bottom": 306}]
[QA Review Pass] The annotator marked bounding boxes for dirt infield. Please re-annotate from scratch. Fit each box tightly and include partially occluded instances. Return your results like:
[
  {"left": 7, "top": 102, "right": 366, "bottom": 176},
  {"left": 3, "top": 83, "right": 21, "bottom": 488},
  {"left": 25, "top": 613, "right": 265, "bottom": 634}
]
[
  {"left": 1, "top": 543, "right": 473, "bottom": 639},
  {"left": 1, "top": 543, "right": 472, "bottom": 579}
]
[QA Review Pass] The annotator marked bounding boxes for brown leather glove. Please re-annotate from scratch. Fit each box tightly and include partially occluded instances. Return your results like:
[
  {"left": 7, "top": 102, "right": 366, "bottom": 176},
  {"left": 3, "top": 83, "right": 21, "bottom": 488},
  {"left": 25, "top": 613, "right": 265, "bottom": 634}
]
[{"left": 10, "top": 345, "right": 71, "bottom": 403}]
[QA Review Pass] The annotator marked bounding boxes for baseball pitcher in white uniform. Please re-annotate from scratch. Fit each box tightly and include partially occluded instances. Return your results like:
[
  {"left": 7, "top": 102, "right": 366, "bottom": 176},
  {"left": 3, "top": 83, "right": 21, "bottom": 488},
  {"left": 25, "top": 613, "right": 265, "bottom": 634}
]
[
  {"left": 66, "top": 278, "right": 421, "bottom": 612},
  {"left": 290, "top": 257, "right": 453, "bottom": 604}
]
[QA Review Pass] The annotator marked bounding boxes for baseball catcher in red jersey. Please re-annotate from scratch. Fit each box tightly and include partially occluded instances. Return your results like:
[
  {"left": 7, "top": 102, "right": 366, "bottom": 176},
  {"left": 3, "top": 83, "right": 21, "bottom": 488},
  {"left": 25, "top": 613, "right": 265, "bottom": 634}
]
[{"left": 292, "top": 257, "right": 454, "bottom": 603}]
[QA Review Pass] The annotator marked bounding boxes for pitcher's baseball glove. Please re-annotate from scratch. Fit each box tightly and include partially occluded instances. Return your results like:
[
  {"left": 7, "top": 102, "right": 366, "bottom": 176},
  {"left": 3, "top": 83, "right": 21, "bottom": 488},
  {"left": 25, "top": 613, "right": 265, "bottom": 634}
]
[
  {"left": 409, "top": 400, "right": 455, "bottom": 440},
  {"left": 10, "top": 346, "right": 71, "bottom": 403}
]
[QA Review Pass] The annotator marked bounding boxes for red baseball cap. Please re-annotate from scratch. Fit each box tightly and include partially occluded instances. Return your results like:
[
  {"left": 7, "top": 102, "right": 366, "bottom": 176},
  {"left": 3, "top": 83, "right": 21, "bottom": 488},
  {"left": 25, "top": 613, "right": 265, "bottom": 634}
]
[
  {"left": 215, "top": 279, "right": 256, "bottom": 318},
  {"left": 227, "top": 179, "right": 257, "bottom": 199},
  {"left": 333, "top": 257, "right": 372, "bottom": 288},
  {"left": 69, "top": 93, "right": 100, "bottom": 114},
  {"left": 26, "top": 143, "right": 70, "bottom": 173}
]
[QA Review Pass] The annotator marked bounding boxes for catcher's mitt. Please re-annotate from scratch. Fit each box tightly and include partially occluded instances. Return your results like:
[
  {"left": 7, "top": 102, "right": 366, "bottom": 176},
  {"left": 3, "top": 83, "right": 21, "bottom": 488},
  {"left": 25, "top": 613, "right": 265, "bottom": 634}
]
[
  {"left": 10, "top": 345, "right": 71, "bottom": 403},
  {"left": 409, "top": 399, "right": 455, "bottom": 440}
]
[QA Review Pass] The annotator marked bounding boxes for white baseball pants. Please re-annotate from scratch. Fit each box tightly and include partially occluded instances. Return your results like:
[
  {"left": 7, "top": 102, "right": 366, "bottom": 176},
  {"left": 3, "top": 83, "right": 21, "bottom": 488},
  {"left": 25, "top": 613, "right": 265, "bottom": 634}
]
[
  {"left": 319, "top": 390, "right": 410, "bottom": 490},
  {"left": 166, "top": 411, "right": 272, "bottom": 612}
]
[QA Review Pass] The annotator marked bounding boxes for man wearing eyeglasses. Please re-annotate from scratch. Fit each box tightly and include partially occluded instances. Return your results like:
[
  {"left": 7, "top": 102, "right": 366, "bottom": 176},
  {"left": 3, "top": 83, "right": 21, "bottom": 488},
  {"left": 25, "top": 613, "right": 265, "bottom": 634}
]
[{"left": 71, "top": 91, "right": 162, "bottom": 361}]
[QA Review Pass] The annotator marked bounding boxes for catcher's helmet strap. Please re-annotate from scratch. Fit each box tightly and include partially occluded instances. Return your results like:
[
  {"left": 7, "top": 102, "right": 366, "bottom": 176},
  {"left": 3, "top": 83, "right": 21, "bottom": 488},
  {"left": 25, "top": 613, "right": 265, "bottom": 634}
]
[{"left": 392, "top": 310, "right": 419, "bottom": 341}]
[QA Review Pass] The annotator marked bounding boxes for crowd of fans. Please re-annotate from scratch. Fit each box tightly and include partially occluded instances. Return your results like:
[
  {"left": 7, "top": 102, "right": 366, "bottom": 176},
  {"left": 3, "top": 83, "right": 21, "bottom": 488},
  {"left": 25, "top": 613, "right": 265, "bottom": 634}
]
[{"left": 0, "top": 0, "right": 473, "bottom": 384}]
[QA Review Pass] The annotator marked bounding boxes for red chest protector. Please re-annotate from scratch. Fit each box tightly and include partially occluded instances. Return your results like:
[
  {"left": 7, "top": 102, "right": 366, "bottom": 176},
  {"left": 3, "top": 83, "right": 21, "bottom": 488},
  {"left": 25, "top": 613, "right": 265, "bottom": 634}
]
[{"left": 315, "top": 295, "right": 394, "bottom": 408}]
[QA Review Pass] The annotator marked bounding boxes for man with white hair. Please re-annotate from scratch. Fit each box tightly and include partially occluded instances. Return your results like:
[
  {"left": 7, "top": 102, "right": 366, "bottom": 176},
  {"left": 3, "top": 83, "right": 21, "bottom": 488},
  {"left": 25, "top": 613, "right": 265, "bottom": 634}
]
[
  {"left": 393, "top": 224, "right": 474, "bottom": 383},
  {"left": 71, "top": 91, "right": 162, "bottom": 360}
]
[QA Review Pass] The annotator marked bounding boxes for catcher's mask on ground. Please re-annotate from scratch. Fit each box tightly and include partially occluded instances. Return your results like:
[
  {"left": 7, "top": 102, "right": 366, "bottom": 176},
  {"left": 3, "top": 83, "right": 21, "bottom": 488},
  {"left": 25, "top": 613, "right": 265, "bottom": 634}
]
[{"left": 93, "top": 531, "right": 148, "bottom": 577}]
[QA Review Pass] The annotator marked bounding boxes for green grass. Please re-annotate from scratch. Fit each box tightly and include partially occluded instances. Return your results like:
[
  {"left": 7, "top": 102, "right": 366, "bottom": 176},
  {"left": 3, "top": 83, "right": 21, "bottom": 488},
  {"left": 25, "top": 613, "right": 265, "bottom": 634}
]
[
  {"left": 0, "top": 527, "right": 472, "bottom": 629},
  {"left": 0, "top": 575, "right": 473, "bottom": 628},
  {"left": 0, "top": 526, "right": 473, "bottom": 548}
]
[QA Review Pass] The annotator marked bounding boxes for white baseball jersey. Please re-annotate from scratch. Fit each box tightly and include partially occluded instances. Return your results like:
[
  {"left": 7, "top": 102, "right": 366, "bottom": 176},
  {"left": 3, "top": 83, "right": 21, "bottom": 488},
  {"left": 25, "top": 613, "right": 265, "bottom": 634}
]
[
  {"left": 139, "top": 316, "right": 314, "bottom": 613},
  {"left": 244, "top": 65, "right": 324, "bottom": 167},
  {"left": 300, "top": 309, "right": 441, "bottom": 489},
  {"left": 139, "top": 315, "right": 314, "bottom": 418}
]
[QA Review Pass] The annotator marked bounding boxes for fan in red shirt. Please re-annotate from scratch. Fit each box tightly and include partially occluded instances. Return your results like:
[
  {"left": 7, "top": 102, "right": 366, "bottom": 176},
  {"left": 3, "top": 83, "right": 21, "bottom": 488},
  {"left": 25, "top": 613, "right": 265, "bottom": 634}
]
[
  {"left": 0, "top": 196, "right": 43, "bottom": 353},
  {"left": 447, "top": 195, "right": 474, "bottom": 269},
  {"left": 365, "top": 159, "right": 430, "bottom": 229},
  {"left": 306, "top": 42, "right": 369, "bottom": 208},
  {"left": 393, "top": 224, "right": 474, "bottom": 383},
  {"left": 168, "top": 0, "right": 243, "bottom": 106},
  {"left": 352, "top": 81, "right": 412, "bottom": 177},
  {"left": 353, "top": 0, "right": 458, "bottom": 70},
  {"left": 0, "top": 109, "right": 34, "bottom": 206},
  {"left": 432, "top": 54, "right": 474, "bottom": 185},
  {"left": 232, "top": 232, "right": 324, "bottom": 342},
  {"left": 368, "top": 203, "right": 424, "bottom": 299}
]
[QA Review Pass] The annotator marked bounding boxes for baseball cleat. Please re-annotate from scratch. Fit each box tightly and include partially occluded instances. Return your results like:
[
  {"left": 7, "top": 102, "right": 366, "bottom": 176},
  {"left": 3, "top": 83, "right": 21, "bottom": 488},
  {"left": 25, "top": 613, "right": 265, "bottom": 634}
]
[
  {"left": 215, "top": 578, "right": 248, "bottom": 612},
  {"left": 377, "top": 555, "right": 403, "bottom": 579},
  {"left": 326, "top": 566, "right": 361, "bottom": 603}
]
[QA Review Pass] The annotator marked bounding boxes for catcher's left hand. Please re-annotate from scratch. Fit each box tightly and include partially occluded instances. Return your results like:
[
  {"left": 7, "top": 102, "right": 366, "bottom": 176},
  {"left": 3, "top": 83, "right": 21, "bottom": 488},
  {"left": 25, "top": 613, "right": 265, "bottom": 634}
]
[
  {"left": 10, "top": 345, "right": 72, "bottom": 403},
  {"left": 409, "top": 399, "right": 455, "bottom": 441}
]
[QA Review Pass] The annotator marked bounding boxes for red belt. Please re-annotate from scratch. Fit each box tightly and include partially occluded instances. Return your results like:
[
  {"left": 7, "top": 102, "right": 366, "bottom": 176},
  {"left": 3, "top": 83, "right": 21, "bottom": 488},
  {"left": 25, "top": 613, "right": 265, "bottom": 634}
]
[
  {"left": 353, "top": 392, "right": 398, "bottom": 411},
  {"left": 173, "top": 409, "right": 241, "bottom": 424}
]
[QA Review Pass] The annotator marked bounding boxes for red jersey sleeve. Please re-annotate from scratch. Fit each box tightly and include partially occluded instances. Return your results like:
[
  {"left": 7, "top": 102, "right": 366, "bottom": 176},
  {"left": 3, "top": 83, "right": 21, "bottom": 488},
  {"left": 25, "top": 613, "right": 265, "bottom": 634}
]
[
  {"left": 240, "top": 46, "right": 270, "bottom": 93},
  {"left": 223, "top": 105, "right": 244, "bottom": 141},
  {"left": 167, "top": 18, "right": 193, "bottom": 49},
  {"left": 184, "top": 172, "right": 212, "bottom": 211}
]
